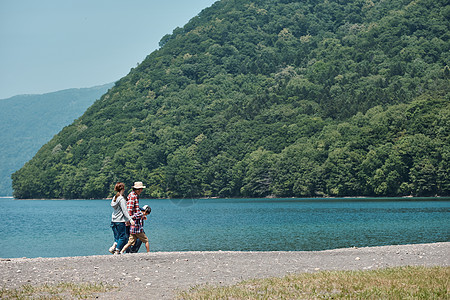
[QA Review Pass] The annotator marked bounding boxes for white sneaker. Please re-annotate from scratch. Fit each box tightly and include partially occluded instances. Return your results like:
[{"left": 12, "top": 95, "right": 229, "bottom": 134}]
[
  {"left": 109, "top": 242, "right": 117, "bottom": 254},
  {"left": 114, "top": 250, "right": 120, "bottom": 255}
]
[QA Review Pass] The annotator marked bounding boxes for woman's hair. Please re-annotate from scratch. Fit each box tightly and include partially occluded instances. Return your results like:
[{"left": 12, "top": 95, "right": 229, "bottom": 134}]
[{"left": 114, "top": 182, "right": 125, "bottom": 200}]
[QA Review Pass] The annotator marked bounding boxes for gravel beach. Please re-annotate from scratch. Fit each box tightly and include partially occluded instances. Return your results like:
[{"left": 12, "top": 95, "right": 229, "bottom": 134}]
[{"left": 1, "top": 242, "right": 449, "bottom": 299}]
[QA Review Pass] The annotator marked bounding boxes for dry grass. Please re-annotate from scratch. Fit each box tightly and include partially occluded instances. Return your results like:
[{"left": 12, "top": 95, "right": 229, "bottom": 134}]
[
  {"left": 0, "top": 282, "right": 115, "bottom": 299},
  {"left": 177, "top": 266, "right": 449, "bottom": 299}
]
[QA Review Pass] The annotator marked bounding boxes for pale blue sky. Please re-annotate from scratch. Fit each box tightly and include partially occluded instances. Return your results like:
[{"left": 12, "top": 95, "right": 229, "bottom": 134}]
[{"left": 0, "top": 0, "right": 217, "bottom": 99}]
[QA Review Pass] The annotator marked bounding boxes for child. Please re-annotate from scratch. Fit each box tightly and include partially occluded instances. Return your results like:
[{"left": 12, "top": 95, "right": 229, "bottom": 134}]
[{"left": 120, "top": 205, "right": 151, "bottom": 254}]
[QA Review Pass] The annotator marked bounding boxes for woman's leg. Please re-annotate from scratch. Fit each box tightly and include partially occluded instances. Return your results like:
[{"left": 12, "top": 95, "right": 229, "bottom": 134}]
[
  {"left": 115, "top": 222, "right": 128, "bottom": 251},
  {"left": 109, "top": 222, "right": 119, "bottom": 253},
  {"left": 111, "top": 222, "right": 119, "bottom": 243}
]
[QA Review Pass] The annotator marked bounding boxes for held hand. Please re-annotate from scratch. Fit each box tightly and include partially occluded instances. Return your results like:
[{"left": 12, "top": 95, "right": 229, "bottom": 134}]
[{"left": 130, "top": 220, "right": 135, "bottom": 226}]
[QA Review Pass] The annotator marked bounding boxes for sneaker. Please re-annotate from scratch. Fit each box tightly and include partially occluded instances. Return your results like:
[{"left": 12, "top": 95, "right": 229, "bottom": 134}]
[
  {"left": 108, "top": 242, "right": 117, "bottom": 254},
  {"left": 114, "top": 250, "right": 120, "bottom": 255}
]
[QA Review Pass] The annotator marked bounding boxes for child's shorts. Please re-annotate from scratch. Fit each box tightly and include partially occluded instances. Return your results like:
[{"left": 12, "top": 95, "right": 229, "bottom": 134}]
[{"left": 129, "top": 232, "right": 149, "bottom": 244}]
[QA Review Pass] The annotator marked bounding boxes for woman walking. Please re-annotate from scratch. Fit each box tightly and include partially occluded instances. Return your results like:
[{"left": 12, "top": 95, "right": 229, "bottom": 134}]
[{"left": 109, "top": 182, "right": 134, "bottom": 254}]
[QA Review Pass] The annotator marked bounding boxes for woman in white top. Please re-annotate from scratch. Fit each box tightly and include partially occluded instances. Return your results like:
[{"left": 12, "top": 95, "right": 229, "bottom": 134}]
[{"left": 109, "top": 182, "right": 134, "bottom": 254}]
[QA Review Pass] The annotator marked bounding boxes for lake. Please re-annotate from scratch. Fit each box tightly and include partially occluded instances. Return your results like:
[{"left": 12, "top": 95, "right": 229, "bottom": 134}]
[{"left": 0, "top": 197, "right": 448, "bottom": 258}]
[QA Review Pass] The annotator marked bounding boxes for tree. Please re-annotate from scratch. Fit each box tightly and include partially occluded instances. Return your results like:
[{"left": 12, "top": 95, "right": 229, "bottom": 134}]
[
  {"left": 240, "top": 148, "right": 275, "bottom": 197},
  {"left": 165, "top": 146, "right": 202, "bottom": 198}
]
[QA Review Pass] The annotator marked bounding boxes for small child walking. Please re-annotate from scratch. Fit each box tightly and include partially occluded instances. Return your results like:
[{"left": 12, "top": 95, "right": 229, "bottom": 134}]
[{"left": 120, "top": 205, "right": 151, "bottom": 254}]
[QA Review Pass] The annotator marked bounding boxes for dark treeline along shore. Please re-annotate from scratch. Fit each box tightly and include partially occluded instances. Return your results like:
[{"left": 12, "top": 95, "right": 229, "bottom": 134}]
[{"left": 12, "top": 0, "right": 449, "bottom": 199}]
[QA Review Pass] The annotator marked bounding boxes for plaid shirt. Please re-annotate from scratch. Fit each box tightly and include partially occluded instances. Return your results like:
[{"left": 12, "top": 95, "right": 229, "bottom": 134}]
[
  {"left": 130, "top": 211, "right": 146, "bottom": 234},
  {"left": 127, "top": 191, "right": 140, "bottom": 219}
]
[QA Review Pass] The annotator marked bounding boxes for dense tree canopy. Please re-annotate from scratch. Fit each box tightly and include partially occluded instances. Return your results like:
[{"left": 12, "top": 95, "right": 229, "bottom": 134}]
[{"left": 12, "top": 0, "right": 449, "bottom": 199}]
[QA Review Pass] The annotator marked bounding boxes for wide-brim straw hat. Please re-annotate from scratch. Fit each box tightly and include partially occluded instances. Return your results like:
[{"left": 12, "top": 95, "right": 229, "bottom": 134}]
[{"left": 132, "top": 181, "right": 146, "bottom": 189}]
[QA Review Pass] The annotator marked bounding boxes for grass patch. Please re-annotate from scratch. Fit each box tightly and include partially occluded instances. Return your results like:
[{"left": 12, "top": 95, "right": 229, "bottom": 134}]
[
  {"left": 177, "top": 266, "right": 449, "bottom": 299},
  {"left": 0, "top": 282, "right": 115, "bottom": 299}
]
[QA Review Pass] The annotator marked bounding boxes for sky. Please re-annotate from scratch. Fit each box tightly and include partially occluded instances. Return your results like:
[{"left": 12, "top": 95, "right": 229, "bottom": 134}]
[{"left": 0, "top": 0, "right": 218, "bottom": 99}]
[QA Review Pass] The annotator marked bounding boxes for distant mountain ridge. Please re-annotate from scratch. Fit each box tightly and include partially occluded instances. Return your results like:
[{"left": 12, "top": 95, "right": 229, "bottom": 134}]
[
  {"left": 0, "top": 83, "right": 113, "bottom": 196},
  {"left": 12, "top": 0, "right": 450, "bottom": 199}
]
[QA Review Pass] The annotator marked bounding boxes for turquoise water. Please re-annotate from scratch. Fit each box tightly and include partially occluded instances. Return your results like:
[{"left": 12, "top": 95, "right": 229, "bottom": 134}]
[{"left": 0, "top": 197, "right": 448, "bottom": 258}]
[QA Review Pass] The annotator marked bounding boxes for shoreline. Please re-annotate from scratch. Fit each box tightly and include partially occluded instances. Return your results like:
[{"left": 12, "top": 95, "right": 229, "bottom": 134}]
[
  {"left": 1, "top": 242, "right": 449, "bottom": 299},
  {"left": 7, "top": 196, "right": 450, "bottom": 202}
]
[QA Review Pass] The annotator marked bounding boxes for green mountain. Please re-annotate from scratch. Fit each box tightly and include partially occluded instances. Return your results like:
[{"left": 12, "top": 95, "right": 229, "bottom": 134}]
[
  {"left": 12, "top": 0, "right": 449, "bottom": 199},
  {"left": 0, "top": 83, "right": 113, "bottom": 196}
]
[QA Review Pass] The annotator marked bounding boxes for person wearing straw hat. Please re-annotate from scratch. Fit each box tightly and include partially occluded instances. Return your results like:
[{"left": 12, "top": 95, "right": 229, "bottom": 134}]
[{"left": 126, "top": 181, "right": 146, "bottom": 253}]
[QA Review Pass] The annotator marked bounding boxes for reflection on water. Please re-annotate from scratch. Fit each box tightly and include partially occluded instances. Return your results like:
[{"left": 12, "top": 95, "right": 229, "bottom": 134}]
[{"left": 0, "top": 197, "right": 448, "bottom": 258}]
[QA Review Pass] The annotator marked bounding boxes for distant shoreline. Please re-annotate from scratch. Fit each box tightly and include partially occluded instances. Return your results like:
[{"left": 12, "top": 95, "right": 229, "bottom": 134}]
[
  {"left": 6, "top": 196, "right": 450, "bottom": 201},
  {"left": 2, "top": 242, "right": 449, "bottom": 299}
]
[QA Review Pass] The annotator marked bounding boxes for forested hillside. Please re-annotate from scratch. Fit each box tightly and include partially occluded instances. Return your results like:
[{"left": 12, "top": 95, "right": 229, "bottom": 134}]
[
  {"left": 12, "top": 0, "right": 449, "bottom": 199},
  {"left": 0, "top": 83, "right": 113, "bottom": 196}
]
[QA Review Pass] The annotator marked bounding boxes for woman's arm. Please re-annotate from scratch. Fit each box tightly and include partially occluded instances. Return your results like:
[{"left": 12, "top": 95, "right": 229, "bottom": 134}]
[{"left": 119, "top": 196, "right": 133, "bottom": 222}]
